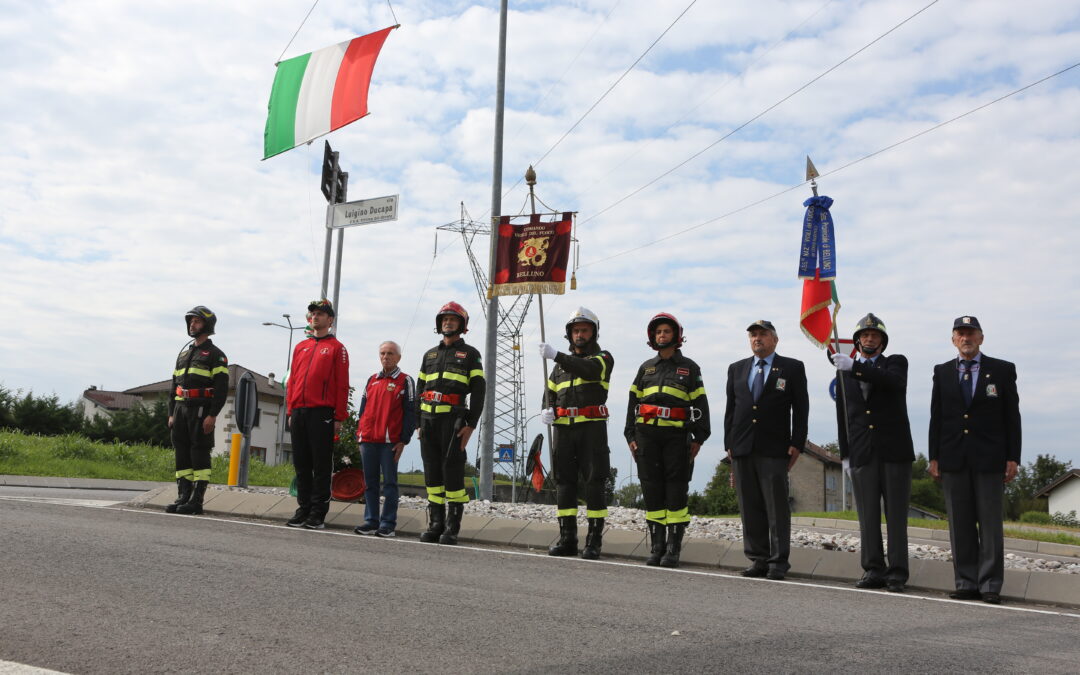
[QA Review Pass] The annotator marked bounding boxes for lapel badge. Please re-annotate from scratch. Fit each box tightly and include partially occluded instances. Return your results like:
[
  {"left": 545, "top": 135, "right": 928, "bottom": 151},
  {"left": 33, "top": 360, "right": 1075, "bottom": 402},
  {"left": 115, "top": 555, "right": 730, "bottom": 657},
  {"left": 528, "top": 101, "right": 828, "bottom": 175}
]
[
  {"left": 986, "top": 384, "right": 998, "bottom": 398},
  {"left": 776, "top": 378, "right": 787, "bottom": 391},
  {"left": 676, "top": 367, "right": 690, "bottom": 376},
  {"left": 455, "top": 351, "right": 467, "bottom": 359}
]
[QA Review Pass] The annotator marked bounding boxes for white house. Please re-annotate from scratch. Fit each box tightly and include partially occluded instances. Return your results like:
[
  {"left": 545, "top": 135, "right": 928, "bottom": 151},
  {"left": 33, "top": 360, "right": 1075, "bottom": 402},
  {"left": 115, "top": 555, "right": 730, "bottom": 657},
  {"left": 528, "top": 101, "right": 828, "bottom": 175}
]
[
  {"left": 1034, "top": 469, "right": 1080, "bottom": 518},
  {"left": 80, "top": 387, "right": 144, "bottom": 420},
  {"left": 120, "top": 365, "right": 290, "bottom": 466}
]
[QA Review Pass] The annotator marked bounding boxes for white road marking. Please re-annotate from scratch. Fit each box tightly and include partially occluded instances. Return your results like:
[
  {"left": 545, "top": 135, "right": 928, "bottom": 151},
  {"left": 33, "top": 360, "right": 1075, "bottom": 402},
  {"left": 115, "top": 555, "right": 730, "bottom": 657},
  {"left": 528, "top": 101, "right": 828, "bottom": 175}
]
[
  {"left": 0, "top": 659, "right": 71, "bottom": 674},
  {"left": 0, "top": 496, "right": 121, "bottom": 507}
]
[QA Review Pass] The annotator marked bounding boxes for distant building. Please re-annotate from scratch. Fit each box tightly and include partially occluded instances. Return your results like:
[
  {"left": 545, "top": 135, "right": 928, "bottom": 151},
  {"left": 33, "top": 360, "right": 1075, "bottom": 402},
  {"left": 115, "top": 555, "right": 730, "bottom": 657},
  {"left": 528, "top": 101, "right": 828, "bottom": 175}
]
[
  {"left": 85, "top": 365, "right": 289, "bottom": 466},
  {"left": 1034, "top": 469, "right": 1080, "bottom": 518},
  {"left": 790, "top": 441, "right": 853, "bottom": 513}
]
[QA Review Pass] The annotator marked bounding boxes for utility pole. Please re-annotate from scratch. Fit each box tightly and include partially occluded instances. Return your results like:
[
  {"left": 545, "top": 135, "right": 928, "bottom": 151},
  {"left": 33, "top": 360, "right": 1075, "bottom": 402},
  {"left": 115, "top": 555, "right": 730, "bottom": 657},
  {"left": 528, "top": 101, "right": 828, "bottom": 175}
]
[
  {"left": 319, "top": 140, "right": 348, "bottom": 325},
  {"left": 479, "top": 0, "right": 509, "bottom": 501}
]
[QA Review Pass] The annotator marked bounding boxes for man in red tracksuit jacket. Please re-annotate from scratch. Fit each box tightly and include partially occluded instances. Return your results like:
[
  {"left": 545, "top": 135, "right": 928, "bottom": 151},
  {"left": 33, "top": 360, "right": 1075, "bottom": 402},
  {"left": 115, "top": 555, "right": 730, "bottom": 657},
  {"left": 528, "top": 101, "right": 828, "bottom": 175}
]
[{"left": 286, "top": 299, "right": 350, "bottom": 530}]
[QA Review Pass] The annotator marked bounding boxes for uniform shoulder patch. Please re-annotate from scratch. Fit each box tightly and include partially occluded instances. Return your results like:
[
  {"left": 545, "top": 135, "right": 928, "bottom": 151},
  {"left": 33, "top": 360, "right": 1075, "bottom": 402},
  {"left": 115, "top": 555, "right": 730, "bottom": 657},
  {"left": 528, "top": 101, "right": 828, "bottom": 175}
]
[
  {"left": 676, "top": 367, "right": 690, "bottom": 376},
  {"left": 426, "top": 351, "right": 437, "bottom": 360},
  {"left": 455, "top": 351, "right": 467, "bottom": 359},
  {"left": 644, "top": 366, "right": 656, "bottom": 374}
]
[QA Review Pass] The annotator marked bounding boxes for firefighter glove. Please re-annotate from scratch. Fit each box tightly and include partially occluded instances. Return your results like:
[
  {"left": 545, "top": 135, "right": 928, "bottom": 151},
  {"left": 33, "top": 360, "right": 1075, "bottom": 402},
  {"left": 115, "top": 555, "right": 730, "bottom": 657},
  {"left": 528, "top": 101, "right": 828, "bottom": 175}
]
[
  {"left": 538, "top": 342, "right": 558, "bottom": 361},
  {"left": 540, "top": 408, "right": 555, "bottom": 426},
  {"left": 831, "top": 352, "right": 854, "bottom": 371}
]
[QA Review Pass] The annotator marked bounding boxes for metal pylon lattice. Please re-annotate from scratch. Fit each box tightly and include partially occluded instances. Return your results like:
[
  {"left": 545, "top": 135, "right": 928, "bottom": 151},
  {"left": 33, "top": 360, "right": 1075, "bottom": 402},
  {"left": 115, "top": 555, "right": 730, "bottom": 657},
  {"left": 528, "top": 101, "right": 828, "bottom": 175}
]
[{"left": 437, "top": 204, "right": 532, "bottom": 499}]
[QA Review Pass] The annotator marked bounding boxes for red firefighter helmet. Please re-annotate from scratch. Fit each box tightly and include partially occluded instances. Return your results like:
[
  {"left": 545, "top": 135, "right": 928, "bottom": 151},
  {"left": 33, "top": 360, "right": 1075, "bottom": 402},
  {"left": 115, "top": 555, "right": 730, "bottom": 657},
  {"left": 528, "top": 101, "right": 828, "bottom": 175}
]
[
  {"left": 435, "top": 301, "right": 469, "bottom": 335},
  {"left": 646, "top": 312, "right": 684, "bottom": 350}
]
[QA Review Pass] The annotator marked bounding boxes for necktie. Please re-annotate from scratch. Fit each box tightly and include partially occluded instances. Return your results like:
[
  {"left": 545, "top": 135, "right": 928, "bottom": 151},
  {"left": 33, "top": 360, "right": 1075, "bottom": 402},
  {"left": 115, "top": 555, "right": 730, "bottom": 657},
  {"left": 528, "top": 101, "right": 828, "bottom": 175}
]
[
  {"left": 859, "top": 360, "right": 871, "bottom": 399},
  {"left": 961, "top": 360, "right": 974, "bottom": 407},
  {"left": 752, "top": 359, "right": 765, "bottom": 403}
]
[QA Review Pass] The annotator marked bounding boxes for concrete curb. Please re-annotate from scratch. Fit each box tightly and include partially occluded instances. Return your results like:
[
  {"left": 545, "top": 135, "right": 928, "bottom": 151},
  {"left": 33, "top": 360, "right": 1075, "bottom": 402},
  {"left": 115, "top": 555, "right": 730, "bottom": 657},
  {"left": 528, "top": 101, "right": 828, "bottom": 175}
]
[
  {"left": 134, "top": 486, "right": 1080, "bottom": 609},
  {"left": 0, "top": 475, "right": 168, "bottom": 491}
]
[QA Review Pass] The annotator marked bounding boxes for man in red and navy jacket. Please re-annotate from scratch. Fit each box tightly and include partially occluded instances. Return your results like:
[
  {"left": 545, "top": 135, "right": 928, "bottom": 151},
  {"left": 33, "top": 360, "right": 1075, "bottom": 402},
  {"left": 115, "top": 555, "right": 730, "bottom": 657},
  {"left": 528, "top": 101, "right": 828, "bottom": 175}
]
[
  {"left": 354, "top": 340, "right": 416, "bottom": 537},
  {"left": 285, "top": 299, "right": 350, "bottom": 530}
]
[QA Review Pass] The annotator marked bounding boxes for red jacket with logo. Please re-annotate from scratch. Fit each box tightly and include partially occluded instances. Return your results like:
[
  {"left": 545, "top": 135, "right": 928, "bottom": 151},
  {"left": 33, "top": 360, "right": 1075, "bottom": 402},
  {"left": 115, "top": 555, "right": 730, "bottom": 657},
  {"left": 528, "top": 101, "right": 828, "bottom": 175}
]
[
  {"left": 286, "top": 334, "right": 350, "bottom": 421},
  {"left": 357, "top": 368, "right": 416, "bottom": 444}
]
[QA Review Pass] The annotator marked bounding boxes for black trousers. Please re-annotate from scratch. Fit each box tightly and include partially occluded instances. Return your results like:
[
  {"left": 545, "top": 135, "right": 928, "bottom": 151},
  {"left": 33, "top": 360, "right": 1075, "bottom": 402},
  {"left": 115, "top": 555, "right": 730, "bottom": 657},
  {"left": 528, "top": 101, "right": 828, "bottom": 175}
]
[
  {"left": 850, "top": 459, "right": 912, "bottom": 582},
  {"left": 290, "top": 406, "right": 335, "bottom": 517},
  {"left": 552, "top": 422, "right": 610, "bottom": 515},
  {"left": 942, "top": 468, "right": 1005, "bottom": 594},
  {"left": 733, "top": 454, "right": 791, "bottom": 572},
  {"left": 171, "top": 403, "right": 213, "bottom": 480},
  {"left": 634, "top": 425, "right": 692, "bottom": 524},
  {"left": 419, "top": 415, "right": 469, "bottom": 504}
]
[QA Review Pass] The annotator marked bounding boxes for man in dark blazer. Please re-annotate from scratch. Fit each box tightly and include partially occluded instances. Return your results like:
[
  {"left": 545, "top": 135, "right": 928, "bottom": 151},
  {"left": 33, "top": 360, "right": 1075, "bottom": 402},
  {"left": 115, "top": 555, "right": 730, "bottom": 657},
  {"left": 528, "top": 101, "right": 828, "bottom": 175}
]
[
  {"left": 929, "top": 316, "right": 1021, "bottom": 605},
  {"left": 832, "top": 313, "right": 914, "bottom": 592},
  {"left": 725, "top": 320, "right": 809, "bottom": 580}
]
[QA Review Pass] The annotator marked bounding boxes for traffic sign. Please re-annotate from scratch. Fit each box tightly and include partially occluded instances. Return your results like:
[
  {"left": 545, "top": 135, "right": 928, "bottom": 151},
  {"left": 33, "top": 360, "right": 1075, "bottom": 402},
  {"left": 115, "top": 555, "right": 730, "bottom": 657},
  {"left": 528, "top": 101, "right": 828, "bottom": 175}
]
[
  {"left": 331, "top": 194, "right": 399, "bottom": 229},
  {"left": 496, "top": 445, "right": 514, "bottom": 463}
]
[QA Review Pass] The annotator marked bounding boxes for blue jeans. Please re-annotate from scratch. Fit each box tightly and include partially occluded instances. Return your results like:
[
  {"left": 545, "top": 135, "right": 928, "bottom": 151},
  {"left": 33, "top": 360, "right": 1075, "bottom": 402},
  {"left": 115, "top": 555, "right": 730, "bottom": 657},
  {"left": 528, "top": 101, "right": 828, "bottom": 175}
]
[{"left": 361, "top": 442, "right": 399, "bottom": 529}]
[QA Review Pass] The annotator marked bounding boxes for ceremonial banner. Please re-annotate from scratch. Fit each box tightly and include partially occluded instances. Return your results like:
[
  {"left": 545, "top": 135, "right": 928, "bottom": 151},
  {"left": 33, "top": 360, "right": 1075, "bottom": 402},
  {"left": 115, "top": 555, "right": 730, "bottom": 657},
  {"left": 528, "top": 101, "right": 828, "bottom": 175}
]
[
  {"left": 525, "top": 434, "right": 546, "bottom": 493},
  {"left": 264, "top": 26, "right": 395, "bottom": 160},
  {"left": 798, "top": 196, "right": 839, "bottom": 348},
  {"left": 492, "top": 212, "right": 573, "bottom": 296}
]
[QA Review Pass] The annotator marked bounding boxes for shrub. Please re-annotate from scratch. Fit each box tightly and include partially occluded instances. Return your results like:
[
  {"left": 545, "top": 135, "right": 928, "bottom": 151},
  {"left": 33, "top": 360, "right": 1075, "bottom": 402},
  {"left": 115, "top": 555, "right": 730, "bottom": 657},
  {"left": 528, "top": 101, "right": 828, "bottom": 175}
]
[
  {"left": 1019, "top": 510, "right": 1052, "bottom": 525},
  {"left": 0, "top": 436, "right": 19, "bottom": 460},
  {"left": 1051, "top": 510, "right": 1080, "bottom": 528}
]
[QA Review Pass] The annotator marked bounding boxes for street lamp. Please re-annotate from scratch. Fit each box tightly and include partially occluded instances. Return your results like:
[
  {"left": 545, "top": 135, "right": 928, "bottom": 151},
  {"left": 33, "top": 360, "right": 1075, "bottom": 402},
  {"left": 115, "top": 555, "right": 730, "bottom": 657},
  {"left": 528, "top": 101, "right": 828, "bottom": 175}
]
[{"left": 262, "top": 314, "right": 306, "bottom": 465}]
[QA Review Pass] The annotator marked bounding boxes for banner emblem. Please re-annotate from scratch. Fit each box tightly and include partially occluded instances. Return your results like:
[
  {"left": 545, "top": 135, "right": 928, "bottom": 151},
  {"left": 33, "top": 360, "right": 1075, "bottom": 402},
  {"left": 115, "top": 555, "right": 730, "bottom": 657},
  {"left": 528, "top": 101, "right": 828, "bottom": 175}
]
[{"left": 492, "top": 212, "right": 572, "bottom": 296}]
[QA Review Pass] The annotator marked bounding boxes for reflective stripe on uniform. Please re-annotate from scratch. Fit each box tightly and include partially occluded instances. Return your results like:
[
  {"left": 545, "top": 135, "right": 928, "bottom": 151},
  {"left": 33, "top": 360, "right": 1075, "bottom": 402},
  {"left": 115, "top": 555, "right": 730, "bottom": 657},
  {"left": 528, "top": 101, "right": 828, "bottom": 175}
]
[
  {"left": 666, "top": 507, "right": 690, "bottom": 524},
  {"left": 445, "top": 488, "right": 469, "bottom": 503},
  {"left": 441, "top": 371, "right": 468, "bottom": 384},
  {"left": 646, "top": 509, "right": 667, "bottom": 524},
  {"left": 592, "top": 354, "right": 609, "bottom": 381},
  {"left": 557, "top": 507, "right": 578, "bottom": 517},
  {"left": 417, "top": 371, "right": 436, "bottom": 381},
  {"left": 191, "top": 468, "right": 212, "bottom": 482},
  {"left": 469, "top": 369, "right": 484, "bottom": 380},
  {"left": 426, "top": 486, "right": 446, "bottom": 504},
  {"left": 688, "top": 386, "right": 705, "bottom": 400},
  {"left": 586, "top": 508, "right": 608, "bottom": 519},
  {"left": 175, "top": 469, "right": 194, "bottom": 480},
  {"left": 211, "top": 366, "right": 229, "bottom": 377},
  {"left": 419, "top": 402, "right": 453, "bottom": 414},
  {"left": 552, "top": 415, "right": 604, "bottom": 425},
  {"left": 635, "top": 417, "right": 686, "bottom": 427}
]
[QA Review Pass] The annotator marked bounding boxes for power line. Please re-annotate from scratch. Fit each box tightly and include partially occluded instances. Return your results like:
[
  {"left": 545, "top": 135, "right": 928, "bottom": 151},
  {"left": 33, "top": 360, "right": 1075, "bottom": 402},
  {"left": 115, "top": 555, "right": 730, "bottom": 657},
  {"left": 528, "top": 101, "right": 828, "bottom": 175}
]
[
  {"left": 276, "top": 0, "right": 321, "bottom": 64},
  {"left": 578, "top": 0, "right": 942, "bottom": 228},
  {"left": 580, "top": 61, "right": 1080, "bottom": 268}
]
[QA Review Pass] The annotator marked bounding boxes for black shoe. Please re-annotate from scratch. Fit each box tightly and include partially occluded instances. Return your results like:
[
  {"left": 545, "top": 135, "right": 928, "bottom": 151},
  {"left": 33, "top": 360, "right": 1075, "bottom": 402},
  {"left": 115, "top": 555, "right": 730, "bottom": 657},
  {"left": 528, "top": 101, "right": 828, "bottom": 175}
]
[
  {"left": 548, "top": 516, "right": 579, "bottom": 557},
  {"left": 354, "top": 522, "right": 378, "bottom": 535},
  {"left": 766, "top": 569, "right": 786, "bottom": 581},
  {"left": 439, "top": 502, "right": 464, "bottom": 545},
  {"left": 659, "top": 523, "right": 686, "bottom": 568},
  {"left": 645, "top": 522, "right": 666, "bottom": 566},
  {"left": 982, "top": 592, "right": 1001, "bottom": 605},
  {"left": 303, "top": 515, "right": 326, "bottom": 530},
  {"left": 741, "top": 565, "right": 767, "bottom": 578},
  {"left": 855, "top": 574, "right": 887, "bottom": 589},
  {"left": 174, "top": 480, "right": 208, "bottom": 515},
  {"left": 949, "top": 589, "right": 982, "bottom": 600},
  {"left": 580, "top": 518, "right": 604, "bottom": 560},
  {"left": 420, "top": 503, "right": 446, "bottom": 543},
  {"left": 165, "top": 477, "right": 193, "bottom": 513},
  {"left": 886, "top": 582, "right": 906, "bottom": 593},
  {"left": 376, "top": 528, "right": 396, "bottom": 538},
  {"left": 287, "top": 508, "right": 309, "bottom": 528}
]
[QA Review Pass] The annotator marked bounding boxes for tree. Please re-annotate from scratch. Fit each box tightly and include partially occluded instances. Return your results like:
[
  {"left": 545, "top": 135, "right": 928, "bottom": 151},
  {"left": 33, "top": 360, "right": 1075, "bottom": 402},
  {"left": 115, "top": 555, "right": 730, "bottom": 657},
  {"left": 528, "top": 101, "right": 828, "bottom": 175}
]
[
  {"left": 10, "top": 391, "right": 82, "bottom": 435},
  {"left": 908, "top": 453, "right": 945, "bottom": 514},
  {"left": 615, "top": 482, "right": 643, "bottom": 509},
  {"left": 1005, "top": 454, "right": 1073, "bottom": 520},
  {"left": 688, "top": 460, "right": 739, "bottom": 516}
]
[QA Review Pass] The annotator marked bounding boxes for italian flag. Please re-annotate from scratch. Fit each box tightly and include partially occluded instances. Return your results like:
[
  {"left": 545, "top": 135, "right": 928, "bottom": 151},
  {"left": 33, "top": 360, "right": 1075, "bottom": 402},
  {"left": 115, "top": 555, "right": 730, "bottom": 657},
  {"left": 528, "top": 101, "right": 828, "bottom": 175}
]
[{"left": 263, "top": 26, "right": 395, "bottom": 160}]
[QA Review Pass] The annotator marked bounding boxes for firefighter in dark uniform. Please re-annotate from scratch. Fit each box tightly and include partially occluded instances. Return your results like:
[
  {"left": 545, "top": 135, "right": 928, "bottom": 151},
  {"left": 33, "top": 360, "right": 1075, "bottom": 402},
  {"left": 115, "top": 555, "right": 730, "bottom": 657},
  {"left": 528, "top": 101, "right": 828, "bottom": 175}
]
[
  {"left": 416, "top": 302, "right": 485, "bottom": 545},
  {"left": 625, "top": 313, "right": 710, "bottom": 568},
  {"left": 166, "top": 306, "right": 229, "bottom": 515},
  {"left": 539, "top": 307, "right": 614, "bottom": 560}
]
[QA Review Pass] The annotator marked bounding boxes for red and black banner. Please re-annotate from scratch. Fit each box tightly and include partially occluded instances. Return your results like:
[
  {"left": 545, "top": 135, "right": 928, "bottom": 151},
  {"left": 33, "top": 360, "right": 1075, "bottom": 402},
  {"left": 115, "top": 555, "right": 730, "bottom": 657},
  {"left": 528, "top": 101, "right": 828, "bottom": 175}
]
[{"left": 492, "top": 212, "right": 572, "bottom": 297}]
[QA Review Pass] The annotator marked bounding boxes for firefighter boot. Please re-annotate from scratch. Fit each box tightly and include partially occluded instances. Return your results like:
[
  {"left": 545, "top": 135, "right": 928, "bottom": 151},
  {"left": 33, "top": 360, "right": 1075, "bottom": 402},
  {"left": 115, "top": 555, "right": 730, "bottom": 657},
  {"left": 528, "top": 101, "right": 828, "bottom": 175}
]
[
  {"left": 660, "top": 523, "right": 687, "bottom": 568},
  {"left": 175, "top": 480, "right": 208, "bottom": 515},
  {"left": 420, "top": 503, "right": 446, "bottom": 543},
  {"left": 548, "top": 516, "right": 579, "bottom": 556},
  {"left": 165, "top": 477, "right": 193, "bottom": 513},
  {"left": 645, "top": 521, "right": 667, "bottom": 566},
  {"left": 581, "top": 518, "right": 605, "bottom": 560},
  {"left": 439, "top": 502, "right": 465, "bottom": 545}
]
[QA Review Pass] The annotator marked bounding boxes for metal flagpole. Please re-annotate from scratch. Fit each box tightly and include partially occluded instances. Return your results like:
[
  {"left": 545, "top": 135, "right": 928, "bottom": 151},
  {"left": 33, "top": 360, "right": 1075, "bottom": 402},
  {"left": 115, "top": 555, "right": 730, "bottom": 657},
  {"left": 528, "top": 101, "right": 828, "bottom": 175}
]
[
  {"left": 479, "top": 0, "right": 509, "bottom": 502},
  {"left": 809, "top": 156, "right": 851, "bottom": 511},
  {"left": 526, "top": 167, "right": 556, "bottom": 472},
  {"left": 331, "top": 172, "right": 348, "bottom": 328}
]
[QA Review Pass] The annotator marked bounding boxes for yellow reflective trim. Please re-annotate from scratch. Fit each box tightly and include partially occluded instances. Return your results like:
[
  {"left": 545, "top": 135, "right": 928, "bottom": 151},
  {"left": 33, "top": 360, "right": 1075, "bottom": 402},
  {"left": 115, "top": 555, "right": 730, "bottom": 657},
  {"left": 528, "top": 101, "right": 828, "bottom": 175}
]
[
  {"left": 175, "top": 396, "right": 185, "bottom": 401},
  {"left": 417, "top": 371, "right": 435, "bottom": 381},
  {"left": 442, "top": 371, "right": 468, "bottom": 384},
  {"left": 666, "top": 508, "right": 690, "bottom": 524},
  {"left": 547, "top": 379, "right": 557, "bottom": 391},
  {"left": 185, "top": 367, "right": 213, "bottom": 378},
  {"left": 550, "top": 380, "right": 572, "bottom": 392},
  {"left": 426, "top": 486, "right": 445, "bottom": 504},
  {"left": 426, "top": 486, "right": 445, "bottom": 496},
  {"left": 646, "top": 509, "right": 667, "bottom": 524},
  {"left": 586, "top": 509, "right": 608, "bottom": 519},
  {"left": 635, "top": 417, "right": 686, "bottom": 427},
  {"left": 175, "top": 469, "right": 194, "bottom": 480},
  {"left": 688, "top": 386, "right": 706, "bottom": 400},
  {"left": 571, "top": 377, "right": 608, "bottom": 390},
  {"left": 660, "top": 386, "right": 690, "bottom": 401},
  {"left": 173, "top": 369, "right": 185, "bottom": 377},
  {"left": 640, "top": 385, "right": 660, "bottom": 397},
  {"left": 554, "top": 415, "right": 602, "bottom": 425},
  {"left": 420, "top": 403, "right": 453, "bottom": 414},
  {"left": 445, "top": 488, "right": 469, "bottom": 503},
  {"left": 592, "top": 354, "right": 609, "bottom": 381},
  {"left": 211, "top": 366, "right": 229, "bottom": 376},
  {"left": 557, "top": 507, "right": 578, "bottom": 517},
  {"left": 469, "top": 369, "right": 484, "bottom": 380},
  {"left": 191, "top": 469, "right": 212, "bottom": 482}
]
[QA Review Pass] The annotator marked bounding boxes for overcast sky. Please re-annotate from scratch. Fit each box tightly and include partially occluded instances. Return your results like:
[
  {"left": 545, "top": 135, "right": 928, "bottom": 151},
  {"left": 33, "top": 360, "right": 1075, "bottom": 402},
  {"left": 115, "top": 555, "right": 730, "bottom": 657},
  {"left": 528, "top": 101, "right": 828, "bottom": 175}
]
[{"left": 2, "top": 0, "right": 1078, "bottom": 493}]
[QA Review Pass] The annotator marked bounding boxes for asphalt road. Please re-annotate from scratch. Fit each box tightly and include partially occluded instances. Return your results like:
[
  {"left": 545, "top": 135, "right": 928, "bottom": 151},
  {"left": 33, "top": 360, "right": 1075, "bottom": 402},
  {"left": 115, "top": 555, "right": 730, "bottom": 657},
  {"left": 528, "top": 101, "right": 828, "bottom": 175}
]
[{"left": 2, "top": 496, "right": 1080, "bottom": 674}]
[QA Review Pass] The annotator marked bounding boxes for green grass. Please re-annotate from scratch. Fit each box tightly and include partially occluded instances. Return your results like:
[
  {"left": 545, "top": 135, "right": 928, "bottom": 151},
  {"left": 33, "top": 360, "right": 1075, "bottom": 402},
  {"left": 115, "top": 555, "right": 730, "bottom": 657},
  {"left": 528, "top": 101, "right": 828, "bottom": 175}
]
[{"left": 1003, "top": 528, "right": 1080, "bottom": 547}]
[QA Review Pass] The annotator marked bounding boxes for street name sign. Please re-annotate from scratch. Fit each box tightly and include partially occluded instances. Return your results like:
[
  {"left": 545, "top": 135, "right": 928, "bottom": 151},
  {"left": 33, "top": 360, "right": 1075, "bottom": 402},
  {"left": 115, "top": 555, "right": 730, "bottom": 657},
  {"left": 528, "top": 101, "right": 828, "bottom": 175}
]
[{"left": 331, "top": 194, "right": 399, "bottom": 229}]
